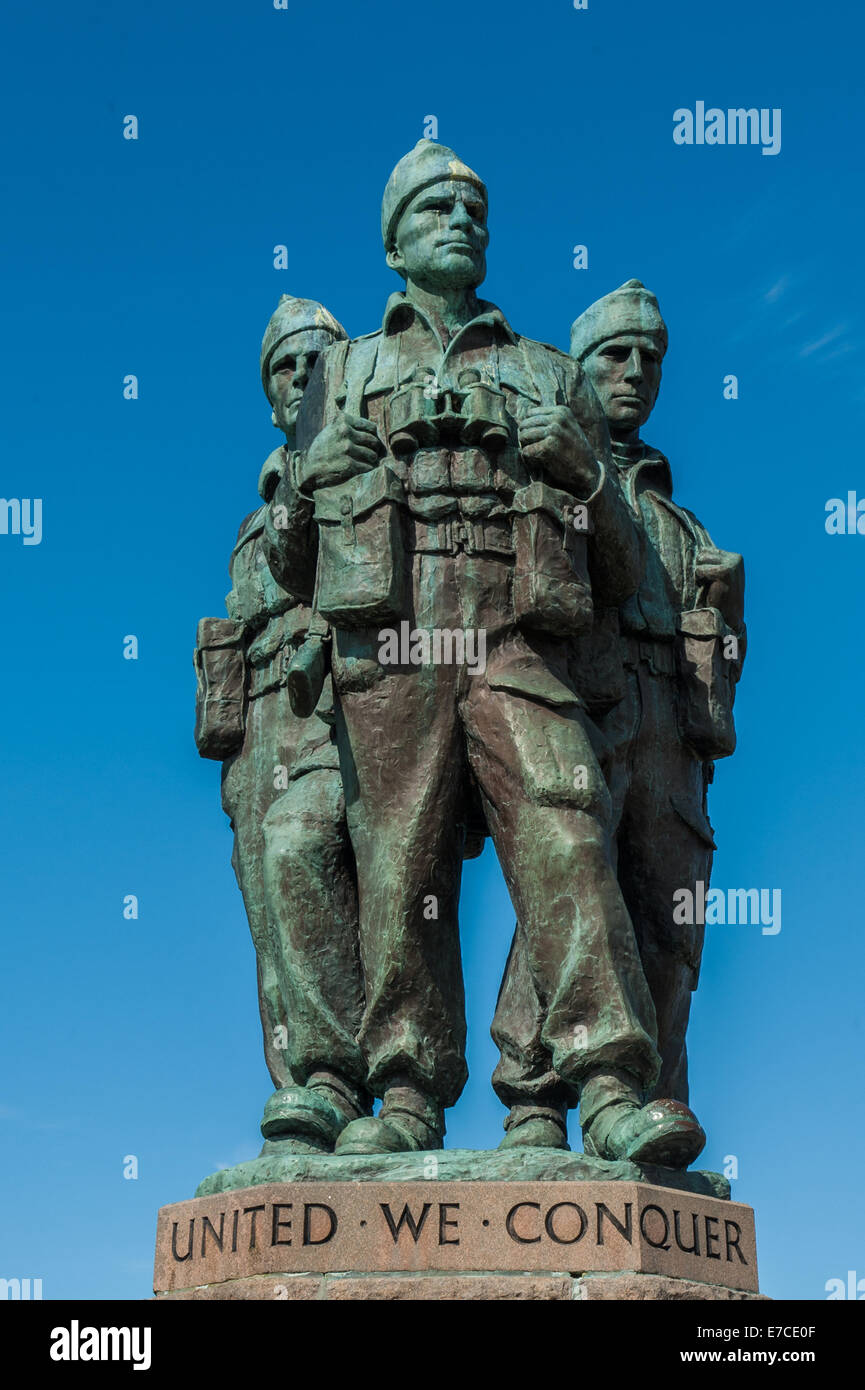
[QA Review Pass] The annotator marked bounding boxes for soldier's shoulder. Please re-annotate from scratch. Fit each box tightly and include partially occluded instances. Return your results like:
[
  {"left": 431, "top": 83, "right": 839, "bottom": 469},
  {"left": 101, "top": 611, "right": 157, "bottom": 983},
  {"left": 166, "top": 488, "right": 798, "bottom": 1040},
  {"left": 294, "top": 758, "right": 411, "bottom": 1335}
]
[
  {"left": 515, "top": 334, "right": 584, "bottom": 386},
  {"left": 317, "top": 331, "right": 380, "bottom": 383},
  {"left": 514, "top": 332, "right": 571, "bottom": 361},
  {"left": 258, "top": 445, "right": 286, "bottom": 501},
  {"left": 322, "top": 328, "right": 382, "bottom": 357},
  {"left": 537, "top": 338, "right": 572, "bottom": 363},
  {"left": 233, "top": 504, "right": 267, "bottom": 550}
]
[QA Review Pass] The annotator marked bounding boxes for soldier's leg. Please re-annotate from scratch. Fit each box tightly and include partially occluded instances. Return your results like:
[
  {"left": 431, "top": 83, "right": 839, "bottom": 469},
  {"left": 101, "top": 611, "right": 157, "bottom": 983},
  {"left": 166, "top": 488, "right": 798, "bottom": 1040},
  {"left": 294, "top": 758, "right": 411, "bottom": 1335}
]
[
  {"left": 258, "top": 766, "right": 371, "bottom": 1147},
  {"left": 491, "top": 920, "right": 574, "bottom": 1147},
  {"left": 465, "top": 680, "right": 656, "bottom": 1082},
  {"left": 489, "top": 671, "right": 640, "bottom": 1147},
  {"left": 617, "top": 667, "right": 714, "bottom": 1103},
  {"left": 465, "top": 674, "right": 705, "bottom": 1167},
  {"left": 328, "top": 583, "right": 469, "bottom": 1153},
  {"left": 221, "top": 692, "right": 292, "bottom": 1091},
  {"left": 618, "top": 810, "right": 710, "bottom": 1103}
]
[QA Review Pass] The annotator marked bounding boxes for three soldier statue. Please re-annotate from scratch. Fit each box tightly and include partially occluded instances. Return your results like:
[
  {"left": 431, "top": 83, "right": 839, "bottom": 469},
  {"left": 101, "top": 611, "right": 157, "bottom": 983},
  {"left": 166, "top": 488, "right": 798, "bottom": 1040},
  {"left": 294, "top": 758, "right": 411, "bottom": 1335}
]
[{"left": 194, "top": 140, "right": 746, "bottom": 1172}]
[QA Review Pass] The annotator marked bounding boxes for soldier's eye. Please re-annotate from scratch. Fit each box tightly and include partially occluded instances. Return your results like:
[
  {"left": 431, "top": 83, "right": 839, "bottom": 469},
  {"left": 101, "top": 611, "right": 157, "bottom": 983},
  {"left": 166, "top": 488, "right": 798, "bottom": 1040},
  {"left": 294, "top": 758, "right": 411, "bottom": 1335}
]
[{"left": 307, "top": 353, "right": 319, "bottom": 370}]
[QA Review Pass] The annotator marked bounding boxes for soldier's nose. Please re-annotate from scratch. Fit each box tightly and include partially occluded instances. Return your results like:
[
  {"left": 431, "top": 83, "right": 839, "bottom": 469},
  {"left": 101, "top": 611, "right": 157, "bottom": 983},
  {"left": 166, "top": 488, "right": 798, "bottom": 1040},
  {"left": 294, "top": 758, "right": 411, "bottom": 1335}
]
[{"left": 623, "top": 348, "right": 643, "bottom": 381}]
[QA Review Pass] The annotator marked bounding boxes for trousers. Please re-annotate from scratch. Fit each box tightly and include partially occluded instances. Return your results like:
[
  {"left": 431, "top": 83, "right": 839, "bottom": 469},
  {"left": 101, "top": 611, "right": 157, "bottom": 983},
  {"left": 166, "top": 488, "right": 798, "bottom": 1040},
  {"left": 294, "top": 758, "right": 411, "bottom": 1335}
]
[
  {"left": 330, "top": 549, "right": 661, "bottom": 1108},
  {"left": 492, "top": 646, "right": 714, "bottom": 1107}
]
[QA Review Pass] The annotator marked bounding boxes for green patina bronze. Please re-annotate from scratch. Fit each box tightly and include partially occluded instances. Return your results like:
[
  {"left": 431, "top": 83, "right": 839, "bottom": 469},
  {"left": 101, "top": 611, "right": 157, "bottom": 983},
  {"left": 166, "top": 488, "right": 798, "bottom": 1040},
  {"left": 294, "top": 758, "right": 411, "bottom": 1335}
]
[
  {"left": 194, "top": 142, "right": 745, "bottom": 1183},
  {"left": 492, "top": 280, "right": 746, "bottom": 1149},
  {"left": 195, "top": 297, "right": 372, "bottom": 1150}
]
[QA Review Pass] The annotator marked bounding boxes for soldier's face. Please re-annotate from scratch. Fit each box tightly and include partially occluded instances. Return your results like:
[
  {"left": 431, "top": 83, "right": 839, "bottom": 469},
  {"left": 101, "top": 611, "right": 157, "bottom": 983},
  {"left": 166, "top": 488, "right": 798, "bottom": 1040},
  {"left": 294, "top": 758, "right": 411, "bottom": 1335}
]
[
  {"left": 389, "top": 179, "right": 488, "bottom": 291},
  {"left": 583, "top": 333, "right": 663, "bottom": 431},
  {"left": 268, "top": 329, "right": 334, "bottom": 434}
]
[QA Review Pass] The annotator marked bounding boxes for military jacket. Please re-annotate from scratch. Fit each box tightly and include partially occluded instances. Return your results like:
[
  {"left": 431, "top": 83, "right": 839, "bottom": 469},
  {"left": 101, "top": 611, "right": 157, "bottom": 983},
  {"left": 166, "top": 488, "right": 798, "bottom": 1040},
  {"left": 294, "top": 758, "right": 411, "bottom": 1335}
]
[{"left": 265, "top": 293, "right": 641, "bottom": 620}]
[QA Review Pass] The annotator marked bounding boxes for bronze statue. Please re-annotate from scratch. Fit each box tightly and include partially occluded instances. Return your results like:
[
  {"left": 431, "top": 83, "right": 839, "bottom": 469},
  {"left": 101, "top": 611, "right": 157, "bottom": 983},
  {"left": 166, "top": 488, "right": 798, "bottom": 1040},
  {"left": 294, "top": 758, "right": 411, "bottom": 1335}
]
[{"left": 260, "top": 144, "right": 711, "bottom": 1166}]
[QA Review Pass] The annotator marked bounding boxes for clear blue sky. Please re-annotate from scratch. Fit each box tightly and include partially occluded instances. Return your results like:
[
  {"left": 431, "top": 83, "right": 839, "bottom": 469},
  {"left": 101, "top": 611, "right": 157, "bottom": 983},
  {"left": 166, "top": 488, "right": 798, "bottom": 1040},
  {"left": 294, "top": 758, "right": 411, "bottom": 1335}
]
[{"left": 1, "top": 0, "right": 863, "bottom": 1301}]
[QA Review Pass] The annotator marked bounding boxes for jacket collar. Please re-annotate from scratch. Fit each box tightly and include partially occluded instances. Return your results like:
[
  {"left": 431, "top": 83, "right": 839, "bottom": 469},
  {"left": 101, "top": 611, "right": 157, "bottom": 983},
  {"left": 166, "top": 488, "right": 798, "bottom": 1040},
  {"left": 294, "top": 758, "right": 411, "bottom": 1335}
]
[
  {"left": 613, "top": 439, "right": 674, "bottom": 498},
  {"left": 381, "top": 291, "right": 518, "bottom": 348}
]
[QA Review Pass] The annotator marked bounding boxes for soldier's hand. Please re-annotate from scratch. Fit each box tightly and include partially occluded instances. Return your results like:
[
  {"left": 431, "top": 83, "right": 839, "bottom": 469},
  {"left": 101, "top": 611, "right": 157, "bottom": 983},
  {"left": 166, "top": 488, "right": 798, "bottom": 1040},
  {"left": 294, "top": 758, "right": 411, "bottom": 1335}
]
[
  {"left": 518, "top": 405, "right": 600, "bottom": 496},
  {"left": 299, "top": 413, "right": 384, "bottom": 492},
  {"left": 695, "top": 547, "right": 745, "bottom": 628},
  {"left": 695, "top": 547, "right": 734, "bottom": 584}
]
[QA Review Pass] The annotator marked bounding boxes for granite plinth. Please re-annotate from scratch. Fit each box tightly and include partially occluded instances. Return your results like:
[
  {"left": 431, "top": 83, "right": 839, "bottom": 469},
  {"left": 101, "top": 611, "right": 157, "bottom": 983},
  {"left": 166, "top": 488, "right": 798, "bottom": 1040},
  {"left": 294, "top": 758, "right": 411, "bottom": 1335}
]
[{"left": 155, "top": 1170, "right": 758, "bottom": 1298}]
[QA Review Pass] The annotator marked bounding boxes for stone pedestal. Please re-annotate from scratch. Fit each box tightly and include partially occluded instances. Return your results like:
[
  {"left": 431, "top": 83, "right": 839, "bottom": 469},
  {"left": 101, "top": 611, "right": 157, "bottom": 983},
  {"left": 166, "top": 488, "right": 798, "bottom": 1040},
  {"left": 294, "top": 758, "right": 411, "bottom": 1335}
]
[{"left": 154, "top": 1149, "right": 762, "bottom": 1301}]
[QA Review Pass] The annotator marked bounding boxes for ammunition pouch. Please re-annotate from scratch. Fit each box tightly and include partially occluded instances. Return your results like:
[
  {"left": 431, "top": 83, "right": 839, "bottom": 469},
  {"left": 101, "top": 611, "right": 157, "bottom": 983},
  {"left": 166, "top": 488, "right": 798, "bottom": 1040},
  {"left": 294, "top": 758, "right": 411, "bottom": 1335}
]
[
  {"left": 314, "top": 463, "right": 406, "bottom": 628},
  {"left": 287, "top": 633, "right": 329, "bottom": 719},
  {"left": 193, "top": 617, "right": 246, "bottom": 761},
  {"left": 676, "top": 606, "right": 739, "bottom": 761},
  {"left": 511, "top": 481, "right": 593, "bottom": 637}
]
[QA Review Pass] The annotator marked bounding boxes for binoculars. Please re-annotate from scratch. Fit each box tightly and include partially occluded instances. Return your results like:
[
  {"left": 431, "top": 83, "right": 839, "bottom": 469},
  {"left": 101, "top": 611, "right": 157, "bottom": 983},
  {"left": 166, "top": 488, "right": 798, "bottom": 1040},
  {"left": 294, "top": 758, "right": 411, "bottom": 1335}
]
[{"left": 387, "top": 369, "right": 511, "bottom": 455}]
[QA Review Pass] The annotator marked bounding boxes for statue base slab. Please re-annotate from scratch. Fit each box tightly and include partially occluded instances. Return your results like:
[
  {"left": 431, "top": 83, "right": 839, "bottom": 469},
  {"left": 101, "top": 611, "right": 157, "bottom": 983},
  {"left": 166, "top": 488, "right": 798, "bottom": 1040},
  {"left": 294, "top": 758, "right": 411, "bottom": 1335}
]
[
  {"left": 154, "top": 1158, "right": 761, "bottom": 1300},
  {"left": 155, "top": 1270, "right": 766, "bottom": 1301},
  {"left": 195, "top": 1143, "right": 731, "bottom": 1199}
]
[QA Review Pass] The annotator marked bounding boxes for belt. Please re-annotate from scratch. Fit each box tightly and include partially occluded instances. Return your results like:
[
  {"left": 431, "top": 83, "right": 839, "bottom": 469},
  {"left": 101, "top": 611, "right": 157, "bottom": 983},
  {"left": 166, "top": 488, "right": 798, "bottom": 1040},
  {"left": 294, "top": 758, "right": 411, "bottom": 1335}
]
[
  {"left": 246, "top": 608, "right": 309, "bottom": 699},
  {"left": 405, "top": 515, "right": 514, "bottom": 556},
  {"left": 621, "top": 633, "right": 677, "bottom": 677},
  {"left": 248, "top": 647, "right": 288, "bottom": 700}
]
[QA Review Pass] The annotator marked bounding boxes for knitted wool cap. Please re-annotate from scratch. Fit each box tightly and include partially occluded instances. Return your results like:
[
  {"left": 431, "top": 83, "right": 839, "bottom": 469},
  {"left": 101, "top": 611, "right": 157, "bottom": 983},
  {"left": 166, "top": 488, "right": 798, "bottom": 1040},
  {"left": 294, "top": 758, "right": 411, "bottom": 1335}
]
[
  {"left": 259, "top": 295, "right": 347, "bottom": 394},
  {"left": 570, "top": 280, "right": 667, "bottom": 361}
]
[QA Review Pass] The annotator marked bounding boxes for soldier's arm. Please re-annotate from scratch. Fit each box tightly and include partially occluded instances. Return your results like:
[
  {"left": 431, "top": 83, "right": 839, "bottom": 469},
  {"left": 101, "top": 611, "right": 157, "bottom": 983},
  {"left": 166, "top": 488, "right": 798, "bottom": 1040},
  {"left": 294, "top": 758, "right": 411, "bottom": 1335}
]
[
  {"left": 226, "top": 507, "right": 267, "bottom": 631},
  {"left": 695, "top": 543, "right": 746, "bottom": 633},
  {"left": 567, "top": 362, "right": 643, "bottom": 607},
  {"left": 681, "top": 508, "right": 747, "bottom": 681},
  {"left": 263, "top": 448, "right": 319, "bottom": 602},
  {"left": 681, "top": 506, "right": 746, "bottom": 628}
]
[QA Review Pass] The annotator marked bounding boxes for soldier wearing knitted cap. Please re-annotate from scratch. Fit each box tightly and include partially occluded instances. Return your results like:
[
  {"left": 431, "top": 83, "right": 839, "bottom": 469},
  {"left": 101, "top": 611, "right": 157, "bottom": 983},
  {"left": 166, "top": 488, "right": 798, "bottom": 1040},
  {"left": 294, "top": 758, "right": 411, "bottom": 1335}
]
[
  {"left": 267, "top": 142, "right": 705, "bottom": 1167},
  {"left": 493, "top": 281, "right": 746, "bottom": 1146},
  {"left": 381, "top": 138, "right": 488, "bottom": 253},
  {"left": 194, "top": 296, "right": 373, "bottom": 1153},
  {"left": 258, "top": 295, "right": 348, "bottom": 496}
]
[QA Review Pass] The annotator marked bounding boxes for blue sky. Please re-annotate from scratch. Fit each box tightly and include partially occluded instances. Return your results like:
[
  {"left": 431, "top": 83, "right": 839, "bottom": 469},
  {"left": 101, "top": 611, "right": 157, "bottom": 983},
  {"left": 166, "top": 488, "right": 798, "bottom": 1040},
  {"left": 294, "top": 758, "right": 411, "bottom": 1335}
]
[{"left": 1, "top": 0, "right": 863, "bottom": 1301}]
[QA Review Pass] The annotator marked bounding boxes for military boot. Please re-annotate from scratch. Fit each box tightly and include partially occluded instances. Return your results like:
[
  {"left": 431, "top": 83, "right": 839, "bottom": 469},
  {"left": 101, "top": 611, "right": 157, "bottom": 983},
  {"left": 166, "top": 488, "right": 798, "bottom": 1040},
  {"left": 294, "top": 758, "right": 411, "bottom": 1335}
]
[
  {"left": 579, "top": 1068, "right": 705, "bottom": 1169},
  {"left": 260, "top": 1069, "right": 370, "bottom": 1152},
  {"left": 335, "top": 1081, "right": 444, "bottom": 1155},
  {"left": 498, "top": 1102, "right": 569, "bottom": 1151}
]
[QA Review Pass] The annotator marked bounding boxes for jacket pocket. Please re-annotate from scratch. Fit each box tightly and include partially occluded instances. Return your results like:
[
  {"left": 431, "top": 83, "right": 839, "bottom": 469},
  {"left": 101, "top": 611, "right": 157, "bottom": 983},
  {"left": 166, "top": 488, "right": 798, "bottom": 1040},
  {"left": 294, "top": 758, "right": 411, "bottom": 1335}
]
[
  {"left": 511, "top": 481, "right": 593, "bottom": 637},
  {"left": 676, "top": 606, "right": 738, "bottom": 761},
  {"left": 314, "top": 464, "right": 406, "bottom": 628}
]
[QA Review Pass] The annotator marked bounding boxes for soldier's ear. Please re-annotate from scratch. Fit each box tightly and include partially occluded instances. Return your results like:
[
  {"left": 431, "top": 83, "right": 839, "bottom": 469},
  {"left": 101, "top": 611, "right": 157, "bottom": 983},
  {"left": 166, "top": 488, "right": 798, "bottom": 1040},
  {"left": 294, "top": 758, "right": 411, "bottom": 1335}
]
[
  {"left": 386, "top": 246, "right": 407, "bottom": 279},
  {"left": 272, "top": 409, "right": 278, "bottom": 428}
]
